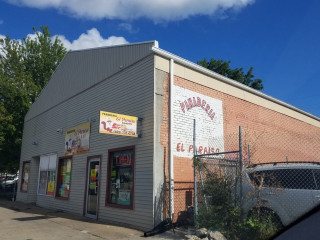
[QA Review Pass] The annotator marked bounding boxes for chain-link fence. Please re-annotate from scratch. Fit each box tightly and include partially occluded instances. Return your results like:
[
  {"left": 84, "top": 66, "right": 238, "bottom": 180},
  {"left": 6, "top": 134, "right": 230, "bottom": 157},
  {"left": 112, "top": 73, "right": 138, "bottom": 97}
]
[
  {"left": 170, "top": 126, "right": 320, "bottom": 239},
  {"left": 163, "top": 181, "right": 194, "bottom": 225}
]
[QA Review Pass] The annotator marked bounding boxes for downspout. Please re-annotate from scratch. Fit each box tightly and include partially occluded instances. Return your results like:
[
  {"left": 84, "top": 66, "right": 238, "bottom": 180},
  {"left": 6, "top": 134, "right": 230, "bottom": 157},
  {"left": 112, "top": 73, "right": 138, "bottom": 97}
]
[{"left": 169, "top": 59, "right": 174, "bottom": 220}]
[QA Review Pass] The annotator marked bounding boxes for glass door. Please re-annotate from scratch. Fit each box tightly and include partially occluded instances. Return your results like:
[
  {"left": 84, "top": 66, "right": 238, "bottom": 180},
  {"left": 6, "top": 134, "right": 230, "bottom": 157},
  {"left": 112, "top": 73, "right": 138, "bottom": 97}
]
[{"left": 85, "top": 158, "right": 100, "bottom": 218}]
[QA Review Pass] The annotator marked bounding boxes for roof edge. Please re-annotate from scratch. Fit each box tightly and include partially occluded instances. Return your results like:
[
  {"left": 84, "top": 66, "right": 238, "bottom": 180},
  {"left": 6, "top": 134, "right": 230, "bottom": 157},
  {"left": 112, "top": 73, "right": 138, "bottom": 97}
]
[
  {"left": 152, "top": 46, "right": 320, "bottom": 123},
  {"left": 70, "top": 40, "right": 158, "bottom": 53}
]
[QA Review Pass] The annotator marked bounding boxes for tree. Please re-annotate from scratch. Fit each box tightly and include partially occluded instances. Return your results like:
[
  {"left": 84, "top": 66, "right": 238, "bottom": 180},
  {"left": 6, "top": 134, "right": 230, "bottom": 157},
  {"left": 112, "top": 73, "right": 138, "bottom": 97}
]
[
  {"left": 0, "top": 26, "right": 67, "bottom": 173},
  {"left": 197, "top": 58, "right": 264, "bottom": 90}
]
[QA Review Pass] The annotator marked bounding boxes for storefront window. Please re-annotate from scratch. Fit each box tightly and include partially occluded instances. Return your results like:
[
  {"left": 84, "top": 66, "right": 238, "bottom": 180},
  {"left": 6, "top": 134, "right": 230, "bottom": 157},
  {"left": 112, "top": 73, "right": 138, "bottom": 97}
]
[
  {"left": 38, "top": 154, "right": 57, "bottom": 195},
  {"left": 21, "top": 161, "right": 30, "bottom": 192},
  {"left": 56, "top": 157, "right": 72, "bottom": 199},
  {"left": 107, "top": 146, "right": 134, "bottom": 209}
]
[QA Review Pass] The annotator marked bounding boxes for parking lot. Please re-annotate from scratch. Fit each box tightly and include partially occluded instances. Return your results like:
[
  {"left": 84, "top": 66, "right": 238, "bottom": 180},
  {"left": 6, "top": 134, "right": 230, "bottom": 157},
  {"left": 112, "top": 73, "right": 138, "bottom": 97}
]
[{"left": 0, "top": 200, "right": 183, "bottom": 240}]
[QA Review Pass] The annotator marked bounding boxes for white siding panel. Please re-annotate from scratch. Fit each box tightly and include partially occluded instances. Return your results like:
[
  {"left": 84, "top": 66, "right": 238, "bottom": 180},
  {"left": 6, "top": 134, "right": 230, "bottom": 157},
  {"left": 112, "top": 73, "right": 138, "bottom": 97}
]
[
  {"left": 26, "top": 42, "right": 156, "bottom": 122},
  {"left": 19, "top": 54, "right": 155, "bottom": 231}
]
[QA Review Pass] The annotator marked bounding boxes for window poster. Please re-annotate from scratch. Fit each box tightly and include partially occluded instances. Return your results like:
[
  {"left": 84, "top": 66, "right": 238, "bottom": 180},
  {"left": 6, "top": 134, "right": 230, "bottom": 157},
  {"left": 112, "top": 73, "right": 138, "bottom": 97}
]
[
  {"left": 90, "top": 182, "right": 96, "bottom": 190},
  {"left": 118, "top": 190, "right": 131, "bottom": 205},
  {"left": 108, "top": 148, "right": 134, "bottom": 207},
  {"left": 57, "top": 158, "right": 72, "bottom": 198},
  {"left": 47, "top": 182, "right": 55, "bottom": 195},
  {"left": 21, "top": 162, "right": 30, "bottom": 192},
  {"left": 90, "top": 169, "right": 97, "bottom": 181},
  {"left": 46, "top": 170, "right": 56, "bottom": 196}
]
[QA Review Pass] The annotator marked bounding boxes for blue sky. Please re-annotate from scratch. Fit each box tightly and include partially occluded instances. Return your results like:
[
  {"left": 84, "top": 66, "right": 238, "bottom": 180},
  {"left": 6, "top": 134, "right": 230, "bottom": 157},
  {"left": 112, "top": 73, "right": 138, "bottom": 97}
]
[{"left": 0, "top": 0, "right": 319, "bottom": 117}]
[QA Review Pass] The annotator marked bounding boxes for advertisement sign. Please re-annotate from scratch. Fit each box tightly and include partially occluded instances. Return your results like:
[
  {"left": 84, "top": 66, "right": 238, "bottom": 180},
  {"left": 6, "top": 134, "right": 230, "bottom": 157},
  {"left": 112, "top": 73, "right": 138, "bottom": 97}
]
[
  {"left": 47, "top": 182, "right": 55, "bottom": 195},
  {"left": 173, "top": 86, "right": 224, "bottom": 158},
  {"left": 99, "top": 111, "right": 138, "bottom": 137},
  {"left": 65, "top": 123, "right": 90, "bottom": 156}
]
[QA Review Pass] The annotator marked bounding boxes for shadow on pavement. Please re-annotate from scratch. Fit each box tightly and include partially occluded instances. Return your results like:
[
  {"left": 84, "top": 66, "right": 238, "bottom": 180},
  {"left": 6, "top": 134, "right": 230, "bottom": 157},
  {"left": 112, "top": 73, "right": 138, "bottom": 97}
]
[
  {"left": 0, "top": 199, "right": 185, "bottom": 239},
  {"left": 13, "top": 215, "right": 54, "bottom": 221},
  {"left": 0, "top": 199, "right": 133, "bottom": 228}
]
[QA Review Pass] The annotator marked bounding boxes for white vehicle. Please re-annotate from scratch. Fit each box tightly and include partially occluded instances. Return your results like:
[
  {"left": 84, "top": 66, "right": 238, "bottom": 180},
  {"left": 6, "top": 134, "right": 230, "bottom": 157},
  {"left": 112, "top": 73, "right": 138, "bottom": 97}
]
[
  {"left": 0, "top": 175, "right": 19, "bottom": 190},
  {"left": 242, "top": 162, "right": 320, "bottom": 227}
]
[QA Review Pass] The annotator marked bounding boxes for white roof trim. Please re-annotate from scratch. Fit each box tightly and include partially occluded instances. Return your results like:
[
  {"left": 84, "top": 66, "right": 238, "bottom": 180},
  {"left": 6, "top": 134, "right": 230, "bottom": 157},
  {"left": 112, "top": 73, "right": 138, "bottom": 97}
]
[
  {"left": 70, "top": 40, "right": 158, "bottom": 53},
  {"left": 152, "top": 46, "right": 320, "bottom": 122}
]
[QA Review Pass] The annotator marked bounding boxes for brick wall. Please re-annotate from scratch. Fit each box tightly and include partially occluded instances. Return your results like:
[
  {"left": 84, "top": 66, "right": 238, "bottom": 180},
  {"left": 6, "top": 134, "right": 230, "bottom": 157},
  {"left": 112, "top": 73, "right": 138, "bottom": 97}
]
[
  {"left": 174, "top": 76, "right": 320, "bottom": 164},
  {"left": 159, "top": 71, "right": 320, "bottom": 221}
]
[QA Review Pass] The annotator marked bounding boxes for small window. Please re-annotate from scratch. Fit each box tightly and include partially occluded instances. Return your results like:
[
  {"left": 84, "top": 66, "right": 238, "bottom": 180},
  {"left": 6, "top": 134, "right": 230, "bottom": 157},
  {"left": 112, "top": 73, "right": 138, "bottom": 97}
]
[
  {"left": 106, "top": 146, "right": 134, "bottom": 209},
  {"left": 249, "top": 171, "right": 281, "bottom": 188},
  {"left": 56, "top": 157, "right": 72, "bottom": 199},
  {"left": 21, "top": 161, "right": 30, "bottom": 192},
  {"left": 38, "top": 154, "right": 57, "bottom": 195},
  {"left": 250, "top": 169, "right": 316, "bottom": 190},
  {"left": 280, "top": 169, "right": 315, "bottom": 190}
]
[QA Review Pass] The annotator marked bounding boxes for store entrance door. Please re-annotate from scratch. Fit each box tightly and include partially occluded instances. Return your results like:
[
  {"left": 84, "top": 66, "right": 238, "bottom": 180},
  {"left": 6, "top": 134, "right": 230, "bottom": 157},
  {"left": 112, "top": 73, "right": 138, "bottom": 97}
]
[{"left": 85, "top": 158, "right": 100, "bottom": 218}]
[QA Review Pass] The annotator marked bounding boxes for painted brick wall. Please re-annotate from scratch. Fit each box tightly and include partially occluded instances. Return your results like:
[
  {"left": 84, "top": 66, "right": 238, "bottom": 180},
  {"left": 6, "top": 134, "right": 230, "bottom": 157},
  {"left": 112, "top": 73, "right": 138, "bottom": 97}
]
[
  {"left": 173, "top": 85, "right": 224, "bottom": 159},
  {"left": 173, "top": 75, "right": 320, "bottom": 164},
  {"left": 159, "top": 71, "right": 320, "bottom": 220}
]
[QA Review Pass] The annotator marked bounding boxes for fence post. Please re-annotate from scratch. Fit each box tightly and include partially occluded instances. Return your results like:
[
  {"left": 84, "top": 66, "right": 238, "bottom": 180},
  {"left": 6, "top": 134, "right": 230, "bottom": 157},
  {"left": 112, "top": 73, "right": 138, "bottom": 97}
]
[
  {"left": 199, "top": 170, "right": 208, "bottom": 211},
  {"left": 239, "top": 126, "right": 243, "bottom": 221},
  {"left": 248, "top": 144, "right": 251, "bottom": 165},
  {"left": 193, "top": 119, "right": 198, "bottom": 223}
]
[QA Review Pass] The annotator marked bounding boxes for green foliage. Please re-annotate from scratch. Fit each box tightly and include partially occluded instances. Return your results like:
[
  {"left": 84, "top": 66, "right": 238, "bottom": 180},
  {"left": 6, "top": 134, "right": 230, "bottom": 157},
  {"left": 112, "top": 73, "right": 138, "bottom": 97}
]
[
  {"left": 197, "top": 58, "right": 264, "bottom": 90},
  {"left": 196, "top": 172, "right": 278, "bottom": 240},
  {"left": 0, "top": 26, "right": 67, "bottom": 173}
]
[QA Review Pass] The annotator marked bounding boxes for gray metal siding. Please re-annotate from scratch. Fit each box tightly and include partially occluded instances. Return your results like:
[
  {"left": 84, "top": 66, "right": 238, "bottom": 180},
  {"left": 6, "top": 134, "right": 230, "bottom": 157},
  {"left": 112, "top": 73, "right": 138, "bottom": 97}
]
[
  {"left": 26, "top": 41, "right": 156, "bottom": 122},
  {"left": 18, "top": 54, "right": 155, "bottom": 231}
]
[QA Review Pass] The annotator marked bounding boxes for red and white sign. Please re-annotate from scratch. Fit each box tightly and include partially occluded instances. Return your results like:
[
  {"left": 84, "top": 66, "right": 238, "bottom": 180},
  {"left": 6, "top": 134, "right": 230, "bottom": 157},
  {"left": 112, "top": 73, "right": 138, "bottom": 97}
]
[{"left": 173, "top": 86, "right": 224, "bottom": 158}]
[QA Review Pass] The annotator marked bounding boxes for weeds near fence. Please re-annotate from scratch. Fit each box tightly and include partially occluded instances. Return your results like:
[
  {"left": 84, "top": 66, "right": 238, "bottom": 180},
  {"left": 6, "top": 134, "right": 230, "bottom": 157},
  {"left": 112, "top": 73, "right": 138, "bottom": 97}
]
[{"left": 195, "top": 168, "right": 279, "bottom": 240}]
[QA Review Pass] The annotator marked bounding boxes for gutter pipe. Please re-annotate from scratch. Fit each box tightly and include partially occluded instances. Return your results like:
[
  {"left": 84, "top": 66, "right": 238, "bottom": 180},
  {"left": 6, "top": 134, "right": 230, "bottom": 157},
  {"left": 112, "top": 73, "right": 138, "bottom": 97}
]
[{"left": 169, "top": 59, "right": 174, "bottom": 220}]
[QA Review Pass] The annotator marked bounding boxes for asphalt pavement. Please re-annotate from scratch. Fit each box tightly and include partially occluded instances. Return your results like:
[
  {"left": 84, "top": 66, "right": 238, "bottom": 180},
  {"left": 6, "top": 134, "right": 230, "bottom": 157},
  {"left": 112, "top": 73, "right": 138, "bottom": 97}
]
[{"left": 0, "top": 200, "right": 184, "bottom": 240}]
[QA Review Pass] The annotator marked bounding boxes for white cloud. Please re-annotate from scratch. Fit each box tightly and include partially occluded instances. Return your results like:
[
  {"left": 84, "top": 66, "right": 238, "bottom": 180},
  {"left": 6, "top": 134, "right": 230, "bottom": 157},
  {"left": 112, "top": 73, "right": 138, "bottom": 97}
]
[
  {"left": 0, "top": 35, "right": 8, "bottom": 57},
  {"left": 7, "top": 0, "right": 255, "bottom": 22},
  {"left": 26, "top": 33, "right": 38, "bottom": 41},
  {"left": 0, "top": 20, "right": 3, "bottom": 24},
  {"left": 53, "top": 28, "right": 128, "bottom": 50},
  {"left": 1, "top": 28, "right": 128, "bottom": 52}
]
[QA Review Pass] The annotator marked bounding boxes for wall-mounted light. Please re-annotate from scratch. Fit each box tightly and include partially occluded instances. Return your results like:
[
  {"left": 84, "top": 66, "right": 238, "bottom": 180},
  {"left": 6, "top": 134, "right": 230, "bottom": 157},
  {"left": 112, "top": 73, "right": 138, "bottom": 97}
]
[{"left": 56, "top": 128, "right": 63, "bottom": 133}]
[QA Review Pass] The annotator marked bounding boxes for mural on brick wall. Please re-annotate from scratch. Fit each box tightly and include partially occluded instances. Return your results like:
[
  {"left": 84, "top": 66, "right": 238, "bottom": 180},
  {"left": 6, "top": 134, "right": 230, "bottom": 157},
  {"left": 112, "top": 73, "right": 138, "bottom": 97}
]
[{"left": 173, "top": 86, "right": 224, "bottom": 158}]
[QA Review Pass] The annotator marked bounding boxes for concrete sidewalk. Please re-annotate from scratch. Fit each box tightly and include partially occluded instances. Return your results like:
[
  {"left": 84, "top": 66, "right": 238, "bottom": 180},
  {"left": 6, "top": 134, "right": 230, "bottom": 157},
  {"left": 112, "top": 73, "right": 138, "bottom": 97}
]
[{"left": 0, "top": 200, "right": 184, "bottom": 240}]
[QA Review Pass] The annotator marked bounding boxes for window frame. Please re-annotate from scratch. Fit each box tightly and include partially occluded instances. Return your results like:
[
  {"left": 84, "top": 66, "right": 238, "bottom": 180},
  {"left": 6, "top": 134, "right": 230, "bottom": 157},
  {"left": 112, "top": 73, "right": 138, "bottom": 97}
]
[
  {"left": 20, "top": 161, "right": 31, "bottom": 193},
  {"left": 106, "top": 145, "right": 135, "bottom": 210},
  {"left": 55, "top": 156, "right": 73, "bottom": 200},
  {"left": 37, "top": 154, "right": 57, "bottom": 196},
  {"left": 250, "top": 168, "right": 317, "bottom": 190}
]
